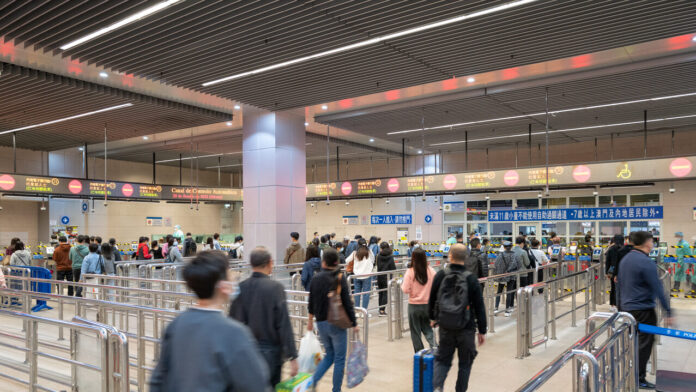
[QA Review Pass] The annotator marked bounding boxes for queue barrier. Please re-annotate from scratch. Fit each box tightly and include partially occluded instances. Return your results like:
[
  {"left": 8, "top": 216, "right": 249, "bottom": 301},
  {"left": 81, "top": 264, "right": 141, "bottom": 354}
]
[{"left": 517, "top": 311, "right": 639, "bottom": 391}]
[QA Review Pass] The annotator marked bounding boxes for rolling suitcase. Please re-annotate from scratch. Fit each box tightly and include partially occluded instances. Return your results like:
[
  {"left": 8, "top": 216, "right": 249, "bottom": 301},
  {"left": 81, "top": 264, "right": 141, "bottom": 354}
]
[{"left": 413, "top": 348, "right": 435, "bottom": 392}]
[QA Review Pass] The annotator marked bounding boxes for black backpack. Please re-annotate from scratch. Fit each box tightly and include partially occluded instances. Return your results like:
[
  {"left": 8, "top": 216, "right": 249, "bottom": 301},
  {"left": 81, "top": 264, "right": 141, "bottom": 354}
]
[
  {"left": 525, "top": 247, "right": 537, "bottom": 269},
  {"left": 436, "top": 268, "right": 471, "bottom": 330},
  {"left": 229, "top": 248, "right": 238, "bottom": 259}
]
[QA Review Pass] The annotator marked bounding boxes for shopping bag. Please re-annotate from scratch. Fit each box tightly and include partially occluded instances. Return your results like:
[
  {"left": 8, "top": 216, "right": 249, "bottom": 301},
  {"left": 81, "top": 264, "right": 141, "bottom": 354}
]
[
  {"left": 298, "top": 331, "right": 323, "bottom": 373},
  {"left": 346, "top": 341, "right": 369, "bottom": 388},
  {"left": 275, "top": 372, "right": 313, "bottom": 392}
]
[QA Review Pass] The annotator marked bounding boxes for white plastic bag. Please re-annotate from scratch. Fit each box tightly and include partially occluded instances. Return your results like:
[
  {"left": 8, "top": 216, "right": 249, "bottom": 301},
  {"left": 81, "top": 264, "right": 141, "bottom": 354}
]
[{"left": 298, "top": 331, "right": 323, "bottom": 373}]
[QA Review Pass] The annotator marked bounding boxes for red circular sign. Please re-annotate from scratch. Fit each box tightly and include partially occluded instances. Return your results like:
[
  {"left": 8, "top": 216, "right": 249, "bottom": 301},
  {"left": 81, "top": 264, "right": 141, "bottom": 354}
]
[
  {"left": 669, "top": 157, "right": 692, "bottom": 177},
  {"left": 387, "top": 178, "right": 399, "bottom": 193},
  {"left": 68, "top": 179, "right": 83, "bottom": 194},
  {"left": 503, "top": 170, "right": 519, "bottom": 186},
  {"left": 572, "top": 165, "right": 591, "bottom": 183},
  {"left": 122, "top": 183, "right": 134, "bottom": 197},
  {"left": 0, "top": 174, "right": 16, "bottom": 191},
  {"left": 341, "top": 182, "right": 352, "bottom": 195},
  {"left": 443, "top": 175, "right": 457, "bottom": 190}
]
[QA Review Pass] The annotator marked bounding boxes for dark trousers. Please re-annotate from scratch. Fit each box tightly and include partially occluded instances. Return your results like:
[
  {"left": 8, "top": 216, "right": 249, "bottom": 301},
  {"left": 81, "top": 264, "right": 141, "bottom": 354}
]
[
  {"left": 408, "top": 304, "right": 434, "bottom": 352},
  {"left": 72, "top": 269, "right": 82, "bottom": 297},
  {"left": 495, "top": 281, "right": 517, "bottom": 310},
  {"left": 628, "top": 309, "right": 657, "bottom": 380},
  {"left": 377, "top": 278, "right": 388, "bottom": 312},
  {"left": 434, "top": 328, "right": 477, "bottom": 392},
  {"left": 56, "top": 270, "right": 74, "bottom": 296},
  {"left": 609, "top": 279, "right": 616, "bottom": 306},
  {"left": 257, "top": 343, "right": 282, "bottom": 387}
]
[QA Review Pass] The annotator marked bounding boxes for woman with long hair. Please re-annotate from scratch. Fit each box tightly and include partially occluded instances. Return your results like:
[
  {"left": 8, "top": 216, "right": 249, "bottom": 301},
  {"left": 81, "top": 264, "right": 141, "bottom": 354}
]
[
  {"left": 401, "top": 248, "right": 436, "bottom": 352},
  {"left": 346, "top": 238, "right": 375, "bottom": 310},
  {"left": 376, "top": 241, "right": 396, "bottom": 316}
]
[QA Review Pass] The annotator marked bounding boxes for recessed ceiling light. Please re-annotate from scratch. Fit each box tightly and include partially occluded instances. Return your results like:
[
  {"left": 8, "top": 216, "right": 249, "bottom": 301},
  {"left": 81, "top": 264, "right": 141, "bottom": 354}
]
[
  {"left": 201, "top": 0, "right": 538, "bottom": 86},
  {"left": 369, "top": 138, "right": 375, "bottom": 143},
  {"left": 59, "top": 0, "right": 182, "bottom": 50},
  {"left": 693, "top": 35, "right": 696, "bottom": 42},
  {"left": 99, "top": 71, "right": 108, "bottom": 78},
  {"left": 233, "top": 105, "right": 241, "bottom": 110},
  {"left": 387, "top": 91, "right": 696, "bottom": 135},
  {"left": 418, "top": 150, "right": 423, "bottom": 154},
  {"left": 0, "top": 103, "right": 133, "bottom": 135},
  {"left": 467, "top": 77, "right": 475, "bottom": 83},
  {"left": 226, "top": 121, "right": 232, "bottom": 126},
  {"left": 142, "top": 136, "right": 149, "bottom": 140},
  {"left": 321, "top": 105, "right": 328, "bottom": 110},
  {"left": 304, "top": 122, "right": 309, "bottom": 126},
  {"left": 78, "top": 147, "right": 84, "bottom": 151}
]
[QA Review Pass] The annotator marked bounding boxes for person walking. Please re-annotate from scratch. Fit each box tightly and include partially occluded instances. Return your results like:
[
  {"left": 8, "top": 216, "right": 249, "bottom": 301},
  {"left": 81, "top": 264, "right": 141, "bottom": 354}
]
[
  {"left": 617, "top": 231, "right": 672, "bottom": 390},
  {"left": 376, "top": 241, "right": 396, "bottom": 316},
  {"left": 53, "top": 236, "right": 73, "bottom": 296},
  {"left": 213, "top": 233, "right": 222, "bottom": 251},
  {"left": 530, "top": 239, "right": 549, "bottom": 285},
  {"left": 494, "top": 241, "right": 521, "bottom": 316},
  {"left": 346, "top": 238, "right": 375, "bottom": 310},
  {"left": 307, "top": 249, "right": 358, "bottom": 392},
  {"left": 428, "top": 244, "right": 487, "bottom": 392},
  {"left": 466, "top": 238, "right": 489, "bottom": 279},
  {"left": 230, "top": 247, "right": 298, "bottom": 387},
  {"left": 513, "top": 236, "right": 532, "bottom": 286},
  {"left": 150, "top": 251, "right": 269, "bottom": 391},
  {"left": 230, "top": 236, "right": 244, "bottom": 259},
  {"left": 283, "top": 232, "right": 305, "bottom": 265},
  {"left": 109, "top": 238, "right": 122, "bottom": 262},
  {"left": 402, "top": 248, "right": 436, "bottom": 352},
  {"left": 345, "top": 235, "right": 360, "bottom": 257},
  {"left": 70, "top": 235, "right": 89, "bottom": 297},
  {"left": 605, "top": 234, "right": 624, "bottom": 311},
  {"left": 301, "top": 245, "right": 322, "bottom": 291},
  {"left": 9, "top": 241, "right": 31, "bottom": 266}
]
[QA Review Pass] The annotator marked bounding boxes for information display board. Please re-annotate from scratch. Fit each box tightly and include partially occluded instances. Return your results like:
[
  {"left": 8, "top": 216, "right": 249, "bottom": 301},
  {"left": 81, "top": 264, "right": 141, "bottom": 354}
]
[
  {"left": 487, "top": 206, "right": 663, "bottom": 222},
  {"left": 0, "top": 173, "right": 243, "bottom": 202},
  {"left": 306, "top": 156, "right": 695, "bottom": 198}
]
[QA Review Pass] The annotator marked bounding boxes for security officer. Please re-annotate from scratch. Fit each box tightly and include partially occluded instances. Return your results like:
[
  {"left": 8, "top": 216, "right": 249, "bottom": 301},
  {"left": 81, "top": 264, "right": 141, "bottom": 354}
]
[{"left": 673, "top": 232, "right": 693, "bottom": 295}]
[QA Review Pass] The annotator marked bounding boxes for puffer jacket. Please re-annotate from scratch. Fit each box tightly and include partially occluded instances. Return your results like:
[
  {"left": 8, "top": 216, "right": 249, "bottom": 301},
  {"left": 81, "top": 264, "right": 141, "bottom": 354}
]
[
  {"left": 53, "top": 243, "right": 72, "bottom": 271},
  {"left": 376, "top": 248, "right": 396, "bottom": 287}
]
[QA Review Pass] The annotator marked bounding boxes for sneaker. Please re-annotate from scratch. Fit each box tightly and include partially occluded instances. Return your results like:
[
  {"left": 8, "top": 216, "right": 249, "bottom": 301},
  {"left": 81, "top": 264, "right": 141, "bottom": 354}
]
[
  {"left": 504, "top": 311, "right": 511, "bottom": 317},
  {"left": 379, "top": 311, "right": 387, "bottom": 317},
  {"left": 639, "top": 379, "right": 655, "bottom": 389},
  {"left": 368, "top": 313, "right": 373, "bottom": 318},
  {"left": 610, "top": 306, "right": 617, "bottom": 312}
]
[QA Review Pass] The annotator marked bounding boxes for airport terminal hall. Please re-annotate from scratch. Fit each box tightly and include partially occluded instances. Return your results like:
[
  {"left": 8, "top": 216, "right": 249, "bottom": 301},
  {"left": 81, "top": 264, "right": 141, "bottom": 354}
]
[{"left": 2, "top": 1, "right": 696, "bottom": 391}]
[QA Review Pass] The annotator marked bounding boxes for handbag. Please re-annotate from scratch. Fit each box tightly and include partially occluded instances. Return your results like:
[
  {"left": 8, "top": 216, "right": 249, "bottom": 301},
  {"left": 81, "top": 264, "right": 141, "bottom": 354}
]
[{"left": 327, "top": 273, "right": 353, "bottom": 329}]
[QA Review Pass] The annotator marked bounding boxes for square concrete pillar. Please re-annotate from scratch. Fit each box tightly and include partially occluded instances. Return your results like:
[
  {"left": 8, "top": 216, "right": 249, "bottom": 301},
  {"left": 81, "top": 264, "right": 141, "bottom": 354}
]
[{"left": 243, "top": 105, "right": 306, "bottom": 263}]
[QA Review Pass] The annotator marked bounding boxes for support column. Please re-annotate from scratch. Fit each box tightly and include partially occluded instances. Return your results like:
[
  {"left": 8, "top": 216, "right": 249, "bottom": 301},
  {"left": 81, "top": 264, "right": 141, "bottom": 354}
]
[{"left": 243, "top": 106, "right": 306, "bottom": 262}]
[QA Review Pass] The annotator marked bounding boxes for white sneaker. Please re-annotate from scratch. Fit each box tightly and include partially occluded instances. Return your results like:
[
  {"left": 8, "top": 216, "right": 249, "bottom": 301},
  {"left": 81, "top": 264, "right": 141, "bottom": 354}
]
[
  {"left": 610, "top": 306, "right": 618, "bottom": 313},
  {"left": 368, "top": 313, "right": 373, "bottom": 318},
  {"left": 504, "top": 311, "right": 511, "bottom": 317}
]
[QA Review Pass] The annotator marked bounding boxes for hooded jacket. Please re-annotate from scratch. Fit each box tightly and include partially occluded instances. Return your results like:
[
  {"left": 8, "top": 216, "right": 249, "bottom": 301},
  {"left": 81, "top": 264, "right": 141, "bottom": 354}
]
[
  {"left": 283, "top": 242, "right": 305, "bottom": 265},
  {"left": 53, "top": 243, "right": 72, "bottom": 271},
  {"left": 376, "top": 247, "right": 396, "bottom": 286},
  {"left": 10, "top": 249, "right": 31, "bottom": 266},
  {"left": 137, "top": 243, "right": 152, "bottom": 260},
  {"left": 301, "top": 257, "right": 322, "bottom": 291},
  {"left": 69, "top": 244, "right": 89, "bottom": 270}
]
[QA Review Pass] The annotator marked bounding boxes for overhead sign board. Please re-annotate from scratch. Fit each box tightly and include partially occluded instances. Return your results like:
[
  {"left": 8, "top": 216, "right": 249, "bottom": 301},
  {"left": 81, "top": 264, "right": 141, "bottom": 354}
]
[
  {"left": 0, "top": 174, "right": 243, "bottom": 202},
  {"left": 488, "top": 206, "right": 663, "bottom": 222},
  {"left": 306, "top": 156, "right": 695, "bottom": 198},
  {"left": 371, "top": 214, "right": 412, "bottom": 225}
]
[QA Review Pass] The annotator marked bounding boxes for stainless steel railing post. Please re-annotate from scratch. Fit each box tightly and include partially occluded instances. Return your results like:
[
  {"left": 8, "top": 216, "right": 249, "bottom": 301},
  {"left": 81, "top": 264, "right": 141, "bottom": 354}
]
[
  {"left": 516, "top": 287, "right": 528, "bottom": 359},
  {"left": 137, "top": 309, "right": 145, "bottom": 391},
  {"left": 486, "top": 280, "right": 495, "bottom": 334},
  {"left": 551, "top": 280, "right": 557, "bottom": 340},
  {"left": 585, "top": 271, "right": 591, "bottom": 320},
  {"left": 571, "top": 273, "right": 577, "bottom": 328},
  {"left": 387, "top": 279, "right": 395, "bottom": 342},
  {"left": 28, "top": 320, "right": 37, "bottom": 392}
]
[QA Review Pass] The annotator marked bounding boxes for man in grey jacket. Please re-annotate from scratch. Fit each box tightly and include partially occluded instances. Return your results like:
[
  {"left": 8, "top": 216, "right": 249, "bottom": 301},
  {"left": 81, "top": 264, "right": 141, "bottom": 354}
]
[
  {"left": 513, "top": 236, "right": 531, "bottom": 286},
  {"left": 494, "top": 241, "right": 521, "bottom": 316}
]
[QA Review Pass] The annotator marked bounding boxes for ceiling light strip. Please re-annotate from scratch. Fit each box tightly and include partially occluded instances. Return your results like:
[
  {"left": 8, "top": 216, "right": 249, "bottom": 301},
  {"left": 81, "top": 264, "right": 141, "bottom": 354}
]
[
  {"left": 0, "top": 103, "right": 134, "bottom": 135},
  {"left": 204, "top": 164, "right": 242, "bottom": 169},
  {"left": 387, "top": 91, "right": 696, "bottom": 135},
  {"left": 430, "top": 113, "right": 696, "bottom": 146},
  {"left": 202, "top": 0, "right": 538, "bottom": 86},
  {"left": 60, "top": 0, "right": 182, "bottom": 50},
  {"left": 156, "top": 151, "right": 242, "bottom": 164}
]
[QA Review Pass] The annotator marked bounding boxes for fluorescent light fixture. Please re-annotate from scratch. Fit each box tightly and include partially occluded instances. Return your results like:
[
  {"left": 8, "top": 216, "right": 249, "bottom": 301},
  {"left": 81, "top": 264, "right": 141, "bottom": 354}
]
[
  {"left": 321, "top": 105, "right": 328, "bottom": 110},
  {"left": 304, "top": 122, "right": 309, "bottom": 126},
  {"left": 417, "top": 150, "right": 423, "bottom": 154},
  {"left": 99, "top": 71, "right": 108, "bottom": 78},
  {"left": 388, "top": 91, "right": 696, "bottom": 135},
  {"left": 142, "top": 136, "right": 149, "bottom": 140},
  {"left": 693, "top": 35, "right": 696, "bottom": 42},
  {"left": 226, "top": 121, "right": 233, "bottom": 126},
  {"left": 306, "top": 142, "right": 312, "bottom": 146},
  {"left": 60, "top": 0, "right": 181, "bottom": 50},
  {"left": 233, "top": 105, "right": 241, "bottom": 110},
  {"left": 430, "top": 113, "right": 696, "bottom": 146},
  {"left": 369, "top": 138, "right": 375, "bottom": 142},
  {"left": 156, "top": 151, "right": 242, "bottom": 164},
  {"left": 78, "top": 147, "right": 84, "bottom": 151},
  {"left": 202, "top": 0, "right": 538, "bottom": 86},
  {"left": 204, "top": 163, "right": 242, "bottom": 169},
  {"left": 0, "top": 103, "right": 133, "bottom": 135},
  {"left": 467, "top": 77, "right": 475, "bottom": 83}
]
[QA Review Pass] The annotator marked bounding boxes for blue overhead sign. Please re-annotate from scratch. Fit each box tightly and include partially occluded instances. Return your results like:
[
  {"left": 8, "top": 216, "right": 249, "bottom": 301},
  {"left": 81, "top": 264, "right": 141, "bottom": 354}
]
[
  {"left": 371, "top": 214, "right": 412, "bottom": 225},
  {"left": 488, "top": 206, "right": 663, "bottom": 222}
]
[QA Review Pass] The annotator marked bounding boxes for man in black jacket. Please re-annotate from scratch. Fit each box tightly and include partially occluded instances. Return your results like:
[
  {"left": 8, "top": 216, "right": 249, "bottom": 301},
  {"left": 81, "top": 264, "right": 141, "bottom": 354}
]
[
  {"left": 466, "top": 238, "right": 489, "bottom": 280},
  {"left": 230, "top": 247, "right": 298, "bottom": 386},
  {"left": 429, "top": 244, "right": 487, "bottom": 392}
]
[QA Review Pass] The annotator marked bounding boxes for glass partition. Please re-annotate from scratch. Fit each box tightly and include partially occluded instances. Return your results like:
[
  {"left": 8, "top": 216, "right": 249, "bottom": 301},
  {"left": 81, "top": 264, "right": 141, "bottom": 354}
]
[
  {"left": 466, "top": 201, "right": 487, "bottom": 221},
  {"left": 516, "top": 198, "right": 540, "bottom": 209},
  {"left": 467, "top": 222, "right": 488, "bottom": 236},
  {"left": 599, "top": 195, "right": 627, "bottom": 207},
  {"left": 542, "top": 197, "right": 567, "bottom": 209},
  {"left": 569, "top": 196, "right": 596, "bottom": 208},
  {"left": 598, "top": 221, "right": 628, "bottom": 244},
  {"left": 630, "top": 194, "right": 660, "bottom": 206}
]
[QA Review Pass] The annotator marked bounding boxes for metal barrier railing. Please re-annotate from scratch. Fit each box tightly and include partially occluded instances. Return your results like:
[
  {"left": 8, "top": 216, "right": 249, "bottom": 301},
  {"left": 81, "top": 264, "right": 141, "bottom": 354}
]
[
  {"left": 0, "top": 308, "right": 126, "bottom": 392},
  {"left": 516, "top": 311, "right": 639, "bottom": 391}
]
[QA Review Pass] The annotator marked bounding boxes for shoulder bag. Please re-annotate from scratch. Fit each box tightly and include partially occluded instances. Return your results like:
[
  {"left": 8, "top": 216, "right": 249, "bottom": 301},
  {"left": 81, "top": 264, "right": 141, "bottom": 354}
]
[{"left": 327, "top": 273, "right": 353, "bottom": 329}]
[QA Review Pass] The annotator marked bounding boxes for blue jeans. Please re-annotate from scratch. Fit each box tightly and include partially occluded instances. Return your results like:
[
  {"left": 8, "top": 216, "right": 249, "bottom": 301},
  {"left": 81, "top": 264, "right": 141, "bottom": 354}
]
[
  {"left": 313, "top": 321, "right": 347, "bottom": 392},
  {"left": 353, "top": 277, "right": 372, "bottom": 309}
]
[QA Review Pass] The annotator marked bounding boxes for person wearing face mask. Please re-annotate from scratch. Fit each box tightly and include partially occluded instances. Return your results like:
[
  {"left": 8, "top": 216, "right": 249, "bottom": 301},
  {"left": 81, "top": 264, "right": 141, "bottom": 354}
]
[
  {"left": 230, "top": 247, "right": 298, "bottom": 387},
  {"left": 165, "top": 238, "right": 184, "bottom": 263},
  {"left": 150, "top": 251, "right": 269, "bottom": 391}
]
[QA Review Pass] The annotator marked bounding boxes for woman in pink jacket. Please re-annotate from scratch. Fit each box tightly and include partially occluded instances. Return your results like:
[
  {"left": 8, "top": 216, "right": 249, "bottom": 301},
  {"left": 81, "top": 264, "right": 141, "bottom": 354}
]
[{"left": 401, "top": 248, "right": 436, "bottom": 352}]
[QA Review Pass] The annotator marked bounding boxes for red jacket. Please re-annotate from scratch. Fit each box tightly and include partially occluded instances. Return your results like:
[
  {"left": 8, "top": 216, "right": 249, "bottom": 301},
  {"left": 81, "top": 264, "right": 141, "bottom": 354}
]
[{"left": 137, "top": 243, "right": 152, "bottom": 260}]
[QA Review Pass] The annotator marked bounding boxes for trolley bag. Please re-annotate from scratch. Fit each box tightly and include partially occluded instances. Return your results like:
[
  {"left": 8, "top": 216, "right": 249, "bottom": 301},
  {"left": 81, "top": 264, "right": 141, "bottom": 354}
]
[
  {"left": 275, "top": 372, "right": 312, "bottom": 392},
  {"left": 413, "top": 348, "right": 434, "bottom": 392}
]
